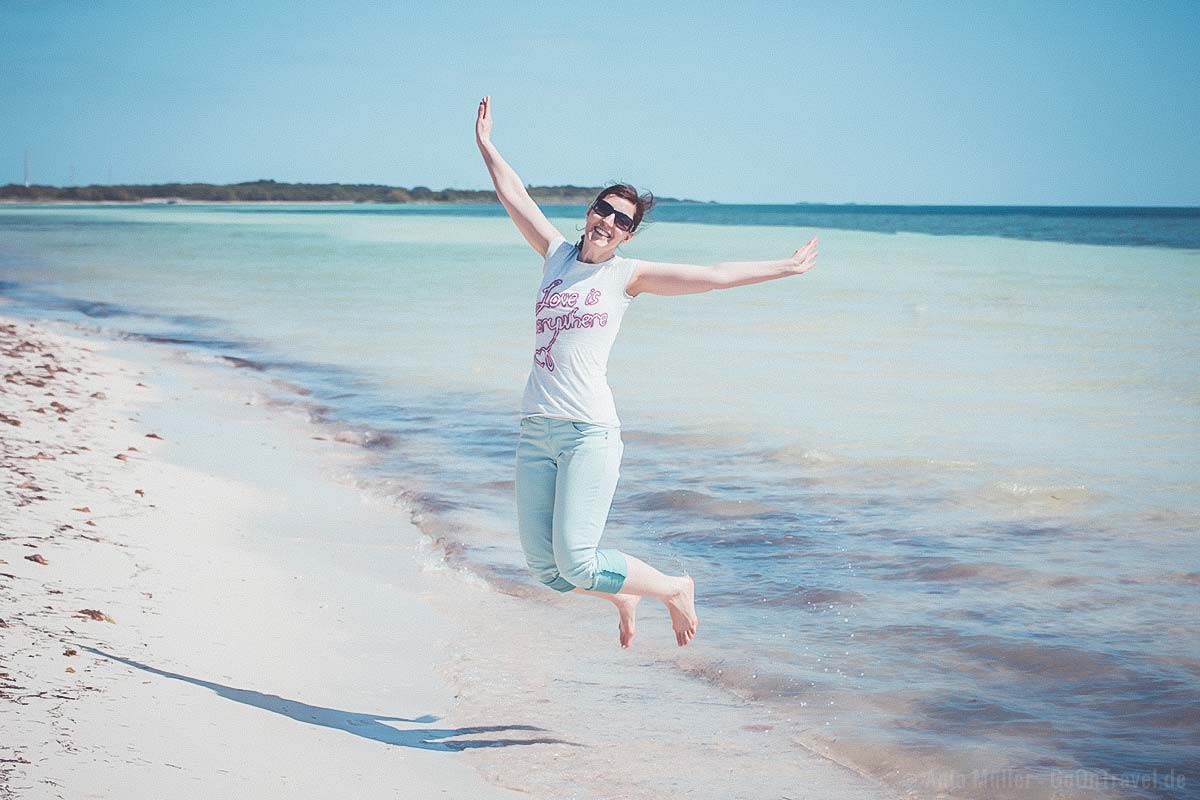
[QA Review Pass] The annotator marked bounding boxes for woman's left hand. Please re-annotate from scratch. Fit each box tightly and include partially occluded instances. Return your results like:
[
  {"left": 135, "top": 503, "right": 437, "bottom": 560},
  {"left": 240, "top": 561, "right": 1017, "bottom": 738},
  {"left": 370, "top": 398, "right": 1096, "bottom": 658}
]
[
  {"left": 787, "top": 237, "right": 819, "bottom": 275},
  {"left": 628, "top": 235, "right": 821, "bottom": 296}
]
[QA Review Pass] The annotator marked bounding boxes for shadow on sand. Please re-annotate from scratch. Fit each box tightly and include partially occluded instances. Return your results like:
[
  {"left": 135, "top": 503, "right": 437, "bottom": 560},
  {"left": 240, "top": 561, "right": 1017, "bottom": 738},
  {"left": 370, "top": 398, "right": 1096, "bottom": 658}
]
[{"left": 82, "top": 645, "right": 578, "bottom": 752}]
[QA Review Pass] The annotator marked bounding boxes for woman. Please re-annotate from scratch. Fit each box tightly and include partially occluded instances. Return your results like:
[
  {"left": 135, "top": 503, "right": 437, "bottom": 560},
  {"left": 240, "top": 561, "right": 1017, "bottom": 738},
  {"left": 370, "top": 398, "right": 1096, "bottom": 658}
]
[{"left": 476, "top": 96, "right": 817, "bottom": 648}]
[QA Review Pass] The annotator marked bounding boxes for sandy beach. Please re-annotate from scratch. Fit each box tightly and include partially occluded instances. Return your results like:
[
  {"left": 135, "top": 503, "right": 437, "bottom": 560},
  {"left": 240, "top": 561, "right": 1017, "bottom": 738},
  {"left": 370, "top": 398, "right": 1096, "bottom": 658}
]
[
  {"left": 1, "top": 315, "right": 897, "bottom": 799},
  {"left": 0, "top": 317, "right": 545, "bottom": 798}
]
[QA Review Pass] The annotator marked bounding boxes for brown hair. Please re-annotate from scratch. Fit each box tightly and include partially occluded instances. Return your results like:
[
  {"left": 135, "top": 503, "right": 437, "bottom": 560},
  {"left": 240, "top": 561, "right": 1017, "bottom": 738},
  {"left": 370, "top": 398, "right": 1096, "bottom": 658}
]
[{"left": 594, "top": 183, "right": 655, "bottom": 232}]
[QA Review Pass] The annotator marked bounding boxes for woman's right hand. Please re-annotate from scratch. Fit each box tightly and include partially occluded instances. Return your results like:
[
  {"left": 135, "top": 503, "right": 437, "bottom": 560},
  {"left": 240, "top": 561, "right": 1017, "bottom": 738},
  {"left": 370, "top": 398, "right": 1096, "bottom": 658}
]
[
  {"left": 475, "top": 96, "right": 493, "bottom": 147},
  {"left": 474, "top": 94, "right": 559, "bottom": 256}
]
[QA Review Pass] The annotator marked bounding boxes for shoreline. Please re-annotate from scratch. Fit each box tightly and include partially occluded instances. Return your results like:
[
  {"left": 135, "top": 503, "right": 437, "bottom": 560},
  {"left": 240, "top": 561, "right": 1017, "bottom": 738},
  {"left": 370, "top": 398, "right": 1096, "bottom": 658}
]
[
  {"left": 0, "top": 317, "right": 532, "bottom": 798},
  {"left": 2, "top": 316, "right": 902, "bottom": 800},
  {"left": 0, "top": 315, "right": 900, "bottom": 799}
]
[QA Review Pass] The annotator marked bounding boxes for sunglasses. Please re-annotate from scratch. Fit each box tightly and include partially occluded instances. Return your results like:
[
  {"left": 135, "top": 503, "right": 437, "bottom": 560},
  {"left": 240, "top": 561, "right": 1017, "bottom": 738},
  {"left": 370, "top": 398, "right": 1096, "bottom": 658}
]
[{"left": 590, "top": 198, "right": 636, "bottom": 232}]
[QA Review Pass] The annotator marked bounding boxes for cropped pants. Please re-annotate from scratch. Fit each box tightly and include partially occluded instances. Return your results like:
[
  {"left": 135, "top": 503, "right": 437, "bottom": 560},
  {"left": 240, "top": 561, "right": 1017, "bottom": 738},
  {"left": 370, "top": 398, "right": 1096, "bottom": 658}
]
[{"left": 515, "top": 415, "right": 629, "bottom": 594}]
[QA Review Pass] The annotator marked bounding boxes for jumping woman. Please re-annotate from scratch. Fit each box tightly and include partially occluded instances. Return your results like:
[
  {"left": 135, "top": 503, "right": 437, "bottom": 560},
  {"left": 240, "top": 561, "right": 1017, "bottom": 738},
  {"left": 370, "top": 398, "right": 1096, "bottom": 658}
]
[{"left": 476, "top": 96, "right": 817, "bottom": 648}]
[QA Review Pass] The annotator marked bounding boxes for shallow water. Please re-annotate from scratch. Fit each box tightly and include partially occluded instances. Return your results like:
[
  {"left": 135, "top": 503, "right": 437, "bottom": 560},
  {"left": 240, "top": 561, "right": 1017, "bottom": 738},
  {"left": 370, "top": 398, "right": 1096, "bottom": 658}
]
[{"left": 2, "top": 203, "right": 1198, "bottom": 798}]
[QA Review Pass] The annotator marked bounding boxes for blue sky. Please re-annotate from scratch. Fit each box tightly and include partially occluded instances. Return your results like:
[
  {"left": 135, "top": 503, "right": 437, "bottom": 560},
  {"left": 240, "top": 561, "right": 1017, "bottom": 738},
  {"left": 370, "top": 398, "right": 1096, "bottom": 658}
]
[{"left": 3, "top": 0, "right": 1198, "bottom": 204}]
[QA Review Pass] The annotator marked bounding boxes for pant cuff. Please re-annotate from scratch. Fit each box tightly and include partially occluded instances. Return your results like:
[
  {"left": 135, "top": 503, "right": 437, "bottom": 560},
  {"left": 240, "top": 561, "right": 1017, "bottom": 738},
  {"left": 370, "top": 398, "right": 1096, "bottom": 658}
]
[{"left": 591, "top": 549, "right": 628, "bottom": 594}]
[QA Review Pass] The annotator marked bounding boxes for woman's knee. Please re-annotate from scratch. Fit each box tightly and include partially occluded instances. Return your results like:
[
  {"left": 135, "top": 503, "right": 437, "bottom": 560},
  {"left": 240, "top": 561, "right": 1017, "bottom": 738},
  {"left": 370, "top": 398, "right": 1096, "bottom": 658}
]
[{"left": 555, "top": 555, "right": 598, "bottom": 590}]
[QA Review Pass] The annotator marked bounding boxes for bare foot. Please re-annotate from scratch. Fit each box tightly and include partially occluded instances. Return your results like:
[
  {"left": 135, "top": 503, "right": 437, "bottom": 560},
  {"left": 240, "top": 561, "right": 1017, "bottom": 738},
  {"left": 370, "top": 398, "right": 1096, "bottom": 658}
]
[
  {"left": 612, "top": 593, "right": 641, "bottom": 648},
  {"left": 665, "top": 576, "right": 698, "bottom": 646}
]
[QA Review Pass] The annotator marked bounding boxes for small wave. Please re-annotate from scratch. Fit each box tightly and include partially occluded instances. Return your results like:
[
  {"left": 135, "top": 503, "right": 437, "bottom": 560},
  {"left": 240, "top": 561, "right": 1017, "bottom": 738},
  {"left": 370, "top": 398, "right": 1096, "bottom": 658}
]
[
  {"left": 982, "top": 521, "right": 1077, "bottom": 539},
  {"left": 221, "top": 354, "right": 268, "bottom": 371},
  {"left": 761, "top": 445, "right": 980, "bottom": 474},
  {"left": 869, "top": 624, "right": 1143, "bottom": 685},
  {"left": 627, "top": 489, "right": 776, "bottom": 517},
  {"left": 125, "top": 332, "right": 194, "bottom": 345},
  {"left": 269, "top": 378, "right": 312, "bottom": 396},
  {"left": 757, "top": 444, "right": 841, "bottom": 465},
  {"left": 369, "top": 482, "right": 463, "bottom": 515},
  {"left": 971, "top": 481, "right": 1099, "bottom": 514},
  {"left": 331, "top": 427, "right": 395, "bottom": 449},
  {"left": 762, "top": 586, "right": 866, "bottom": 608},
  {"left": 651, "top": 527, "right": 815, "bottom": 554},
  {"left": 621, "top": 428, "right": 739, "bottom": 450},
  {"left": 1140, "top": 508, "right": 1200, "bottom": 534},
  {"left": 253, "top": 390, "right": 329, "bottom": 414},
  {"left": 700, "top": 582, "right": 863, "bottom": 609},
  {"left": 71, "top": 300, "right": 128, "bottom": 318},
  {"left": 121, "top": 330, "right": 247, "bottom": 351},
  {"left": 914, "top": 694, "right": 1055, "bottom": 735},
  {"left": 674, "top": 658, "right": 812, "bottom": 702},
  {"left": 874, "top": 556, "right": 1032, "bottom": 585}
]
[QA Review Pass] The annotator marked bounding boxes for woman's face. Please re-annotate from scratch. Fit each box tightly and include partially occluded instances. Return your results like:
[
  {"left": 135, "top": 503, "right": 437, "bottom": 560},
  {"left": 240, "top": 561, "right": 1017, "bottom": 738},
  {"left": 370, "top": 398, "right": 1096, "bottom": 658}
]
[{"left": 584, "top": 194, "right": 637, "bottom": 252}]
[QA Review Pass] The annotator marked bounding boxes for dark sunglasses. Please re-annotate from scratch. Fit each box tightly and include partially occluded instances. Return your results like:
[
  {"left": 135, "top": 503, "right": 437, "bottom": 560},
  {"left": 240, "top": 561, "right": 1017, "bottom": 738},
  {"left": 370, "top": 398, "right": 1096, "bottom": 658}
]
[{"left": 590, "top": 198, "right": 636, "bottom": 232}]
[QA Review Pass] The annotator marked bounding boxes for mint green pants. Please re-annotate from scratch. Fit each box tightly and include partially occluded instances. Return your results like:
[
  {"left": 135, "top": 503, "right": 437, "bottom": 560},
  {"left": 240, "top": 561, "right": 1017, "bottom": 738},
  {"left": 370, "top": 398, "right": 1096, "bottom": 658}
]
[{"left": 515, "top": 415, "right": 629, "bottom": 594}]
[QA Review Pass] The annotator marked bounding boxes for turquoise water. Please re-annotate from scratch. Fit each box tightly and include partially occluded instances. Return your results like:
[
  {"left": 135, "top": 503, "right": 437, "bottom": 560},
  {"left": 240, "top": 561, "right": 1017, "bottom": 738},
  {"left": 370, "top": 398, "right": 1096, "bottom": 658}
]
[{"left": 2, "top": 203, "right": 1198, "bottom": 798}]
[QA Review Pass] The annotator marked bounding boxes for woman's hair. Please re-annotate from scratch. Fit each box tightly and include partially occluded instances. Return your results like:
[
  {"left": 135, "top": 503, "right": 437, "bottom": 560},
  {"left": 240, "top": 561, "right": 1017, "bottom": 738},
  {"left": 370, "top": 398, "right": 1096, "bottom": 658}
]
[{"left": 594, "top": 183, "right": 656, "bottom": 232}]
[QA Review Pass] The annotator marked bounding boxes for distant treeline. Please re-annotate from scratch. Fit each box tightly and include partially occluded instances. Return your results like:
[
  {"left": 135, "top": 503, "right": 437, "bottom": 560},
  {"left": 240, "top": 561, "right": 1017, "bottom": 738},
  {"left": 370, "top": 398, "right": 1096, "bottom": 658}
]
[{"left": 0, "top": 180, "right": 687, "bottom": 204}]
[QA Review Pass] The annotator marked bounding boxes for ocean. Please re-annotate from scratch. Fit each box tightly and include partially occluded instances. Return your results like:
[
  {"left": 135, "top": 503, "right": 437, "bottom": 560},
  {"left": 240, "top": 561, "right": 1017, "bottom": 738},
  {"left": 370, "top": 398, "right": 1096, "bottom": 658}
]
[{"left": 2, "top": 202, "right": 1197, "bottom": 799}]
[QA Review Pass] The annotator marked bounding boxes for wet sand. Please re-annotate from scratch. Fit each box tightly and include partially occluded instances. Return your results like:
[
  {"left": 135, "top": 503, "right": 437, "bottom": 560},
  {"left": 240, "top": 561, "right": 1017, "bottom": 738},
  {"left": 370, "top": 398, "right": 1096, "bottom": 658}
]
[{"left": 0, "top": 317, "right": 532, "bottom": 798}]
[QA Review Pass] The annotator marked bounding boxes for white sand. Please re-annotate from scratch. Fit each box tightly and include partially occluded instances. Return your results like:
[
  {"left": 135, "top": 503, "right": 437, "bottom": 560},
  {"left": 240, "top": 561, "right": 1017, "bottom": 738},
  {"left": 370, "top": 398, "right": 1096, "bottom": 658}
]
[{"left": 1, "top": 318, "right": 528, "bottom": 798}]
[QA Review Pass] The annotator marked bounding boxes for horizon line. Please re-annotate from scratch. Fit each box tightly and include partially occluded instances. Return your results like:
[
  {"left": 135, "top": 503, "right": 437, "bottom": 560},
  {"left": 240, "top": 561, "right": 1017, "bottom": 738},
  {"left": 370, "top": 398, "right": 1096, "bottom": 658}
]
[{"left": 3, "top": 182, "right": 1198, "bottom": 211}]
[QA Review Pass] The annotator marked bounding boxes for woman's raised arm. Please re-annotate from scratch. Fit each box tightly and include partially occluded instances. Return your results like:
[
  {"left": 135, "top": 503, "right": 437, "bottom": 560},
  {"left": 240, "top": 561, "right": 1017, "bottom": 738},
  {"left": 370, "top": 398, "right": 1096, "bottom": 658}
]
[
  {"left": 475, "top": 96, "right": 561, "bottom": 257},
  {"left": 626, "top": 237, "right": 819, "bottom": 297}
]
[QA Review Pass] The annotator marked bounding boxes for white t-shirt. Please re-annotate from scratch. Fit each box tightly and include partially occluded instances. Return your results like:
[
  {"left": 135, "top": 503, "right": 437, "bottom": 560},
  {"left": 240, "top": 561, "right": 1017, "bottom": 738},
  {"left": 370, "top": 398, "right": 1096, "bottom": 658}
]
[{"left": 520, "top": 236, "right": 638, "bottom": 427}]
